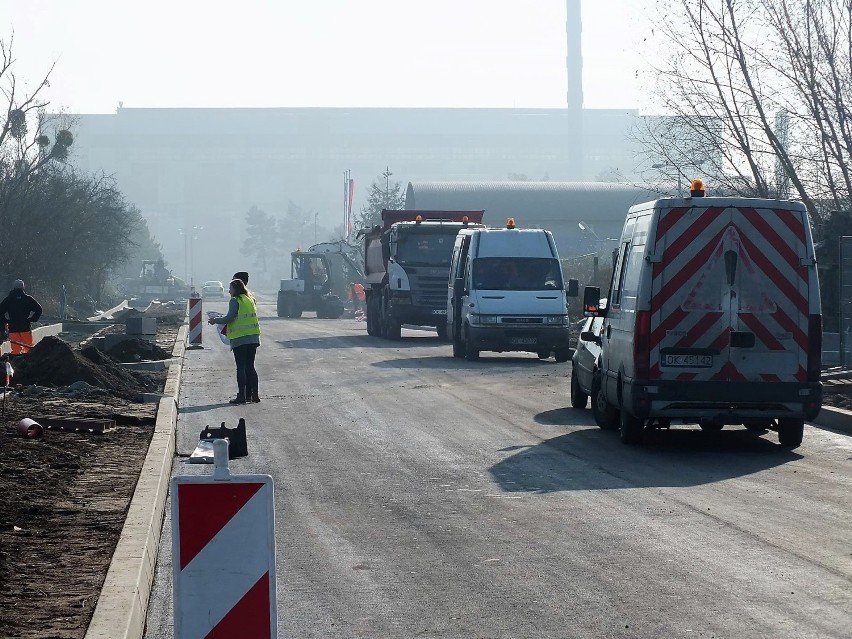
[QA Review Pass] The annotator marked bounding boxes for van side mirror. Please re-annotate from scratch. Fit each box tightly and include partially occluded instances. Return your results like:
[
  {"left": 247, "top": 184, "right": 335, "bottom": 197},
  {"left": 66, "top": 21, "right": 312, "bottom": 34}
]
[
  {"left": 566, "top": 278, "right": 579, "bottom": 297},
  {"left": 583, "top": 286, "right": 602, "bottom": 317}
]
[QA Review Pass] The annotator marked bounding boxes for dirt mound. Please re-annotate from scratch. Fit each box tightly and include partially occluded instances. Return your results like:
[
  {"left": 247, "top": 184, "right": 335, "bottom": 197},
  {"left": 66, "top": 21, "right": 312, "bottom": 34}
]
[
  {"left": 105, "top": 338, "right": 171, "bottom": 362},
  {"left": 11, "top": 336, "right": 154, "bottom": 401}
]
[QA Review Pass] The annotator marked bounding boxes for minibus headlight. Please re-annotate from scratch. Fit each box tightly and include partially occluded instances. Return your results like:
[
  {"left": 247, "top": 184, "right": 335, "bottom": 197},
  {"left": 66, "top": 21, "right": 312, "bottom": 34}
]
[
  {"left": 546, "top": 314, "right": 569, "bottom": 325},
  {"left": 470, "top": 313, "right": 498, "bottom": 325}
]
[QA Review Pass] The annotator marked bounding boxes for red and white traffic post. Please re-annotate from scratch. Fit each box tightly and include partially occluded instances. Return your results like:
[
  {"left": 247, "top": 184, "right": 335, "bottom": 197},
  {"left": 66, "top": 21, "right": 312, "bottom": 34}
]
[
  {"left": 172, "top": 440, "right": 278, "bottom": 638},
  {"left": 187, "top": 290, "right": 203, "bottom": 349}
]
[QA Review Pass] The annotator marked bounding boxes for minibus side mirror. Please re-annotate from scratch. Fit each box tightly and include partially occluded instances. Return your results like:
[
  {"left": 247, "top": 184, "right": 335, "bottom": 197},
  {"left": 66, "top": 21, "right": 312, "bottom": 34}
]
[{"left": 566, "top": 278, "right": 579, "bottom": 297}]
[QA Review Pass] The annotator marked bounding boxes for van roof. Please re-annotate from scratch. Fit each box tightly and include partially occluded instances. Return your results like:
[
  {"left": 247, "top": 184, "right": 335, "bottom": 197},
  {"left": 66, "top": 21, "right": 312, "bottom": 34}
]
[
  {"left": 629, "top": 196, "right": 807, "bottom": 215},
  {"left": 474, "top": 228, "right": 557, "bottom": 258}
]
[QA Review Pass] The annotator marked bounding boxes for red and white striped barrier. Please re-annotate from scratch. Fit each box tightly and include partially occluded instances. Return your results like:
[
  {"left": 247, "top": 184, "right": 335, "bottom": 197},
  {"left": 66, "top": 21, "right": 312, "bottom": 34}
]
[
  {"left": 188, "top": 292, "right": 203, "bottom": 348},
  {"left": 172, "top": 440, "right": 277, "bottom": 638}
]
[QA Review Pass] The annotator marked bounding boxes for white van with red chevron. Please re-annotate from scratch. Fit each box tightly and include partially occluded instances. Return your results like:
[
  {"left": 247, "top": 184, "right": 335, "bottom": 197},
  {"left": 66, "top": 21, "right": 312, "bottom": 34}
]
[{"left": 582, "top": 180, "right": 822, "bottom": 448}]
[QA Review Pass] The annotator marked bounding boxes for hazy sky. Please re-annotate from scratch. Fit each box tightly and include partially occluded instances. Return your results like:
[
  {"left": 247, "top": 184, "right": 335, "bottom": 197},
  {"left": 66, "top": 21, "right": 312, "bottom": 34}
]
[{"left": 1, "top": 0, "right": 652, "bottom": 114}]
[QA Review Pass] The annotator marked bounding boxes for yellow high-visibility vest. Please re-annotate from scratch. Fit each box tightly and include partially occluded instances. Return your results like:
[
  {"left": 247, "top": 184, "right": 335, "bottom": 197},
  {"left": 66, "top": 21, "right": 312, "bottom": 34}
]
[{"left": 227, "top": 294, "right": 261, "bottom": 340}]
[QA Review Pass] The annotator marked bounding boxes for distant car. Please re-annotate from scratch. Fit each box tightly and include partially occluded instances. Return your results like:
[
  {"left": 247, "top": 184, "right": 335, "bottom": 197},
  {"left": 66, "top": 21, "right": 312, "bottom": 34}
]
[
  {"left": 570, "top": 299, "right": 615, "bottom": 427},
  {"left": 201, "top": 280, "right": 225, "bottom": 298}
]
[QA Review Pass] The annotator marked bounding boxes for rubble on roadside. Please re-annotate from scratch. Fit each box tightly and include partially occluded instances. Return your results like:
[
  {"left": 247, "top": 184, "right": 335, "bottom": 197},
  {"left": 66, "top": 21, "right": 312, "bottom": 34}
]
[
  {"left": 104, "top": 337, "right": 172, "bottom": 362},
  {"left": 10, "top": 336, "right": 159, "bottom": 401}
]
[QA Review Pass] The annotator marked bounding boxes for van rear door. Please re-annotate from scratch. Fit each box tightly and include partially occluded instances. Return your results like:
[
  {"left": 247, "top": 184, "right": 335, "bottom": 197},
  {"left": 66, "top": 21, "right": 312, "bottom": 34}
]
[{"left": 649, "top": 202, "right": 810, "bottom": 383}]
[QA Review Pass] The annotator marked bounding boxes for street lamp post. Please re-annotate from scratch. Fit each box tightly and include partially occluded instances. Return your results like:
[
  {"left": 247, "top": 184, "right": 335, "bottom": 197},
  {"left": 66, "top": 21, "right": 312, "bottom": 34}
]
[
  {"left": 652, "top": 163, "right": 683, "bottom": 196},
  {"left": 189, "top": 225, "right": 202, "bottom": 287}
]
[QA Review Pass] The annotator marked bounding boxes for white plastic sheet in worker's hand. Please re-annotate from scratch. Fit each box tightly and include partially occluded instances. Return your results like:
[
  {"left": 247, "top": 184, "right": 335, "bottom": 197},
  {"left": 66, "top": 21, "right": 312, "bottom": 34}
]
[{"left": 206, "top": 311, "right": 229, "bottom": 345}]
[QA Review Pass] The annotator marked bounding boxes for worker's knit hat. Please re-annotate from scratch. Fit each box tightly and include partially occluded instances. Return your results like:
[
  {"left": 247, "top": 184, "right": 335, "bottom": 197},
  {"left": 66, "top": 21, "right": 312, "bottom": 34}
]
[{"left": 12, "top": 280, "right": 24, "bottom": 290}]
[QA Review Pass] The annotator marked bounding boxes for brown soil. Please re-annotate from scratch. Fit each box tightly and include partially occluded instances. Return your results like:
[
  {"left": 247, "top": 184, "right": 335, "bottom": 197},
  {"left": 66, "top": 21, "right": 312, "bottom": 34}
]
[{"left": 0, "top": 325, "right": 177, "bottom": 639}]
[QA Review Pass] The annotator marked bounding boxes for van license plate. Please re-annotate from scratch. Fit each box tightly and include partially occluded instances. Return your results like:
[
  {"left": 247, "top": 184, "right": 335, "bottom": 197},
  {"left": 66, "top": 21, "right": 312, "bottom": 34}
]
[
  {"left": 511, "top": 337, "right": 538, "bottom": 345},
  {"left": 662, "top": 354, "right": 713, "bottom": 367},
  {"left": 432, "top": 309, "right": 447, "bottom": 315}
]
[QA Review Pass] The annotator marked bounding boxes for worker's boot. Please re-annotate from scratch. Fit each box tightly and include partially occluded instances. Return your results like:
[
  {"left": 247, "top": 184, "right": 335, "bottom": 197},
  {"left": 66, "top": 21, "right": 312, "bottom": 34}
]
[
  {"left": 229, "top": 391, "right": 246, "bottom": 405},
  {"left": 249, "top": 388, "right": 260, "bottom": 403}
]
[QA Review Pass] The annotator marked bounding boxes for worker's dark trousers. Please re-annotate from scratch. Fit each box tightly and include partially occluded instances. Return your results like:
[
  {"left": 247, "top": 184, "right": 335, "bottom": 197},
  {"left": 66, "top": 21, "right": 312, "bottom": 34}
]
[{"left": 232, "top": 343, "right": 259, "bottom": 396}]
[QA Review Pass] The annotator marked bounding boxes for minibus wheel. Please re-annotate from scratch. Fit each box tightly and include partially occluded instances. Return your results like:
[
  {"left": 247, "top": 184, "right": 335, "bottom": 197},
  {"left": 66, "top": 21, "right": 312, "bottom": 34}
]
[{"left": 777, "top": 418, "right": 804, "bottom": 448}]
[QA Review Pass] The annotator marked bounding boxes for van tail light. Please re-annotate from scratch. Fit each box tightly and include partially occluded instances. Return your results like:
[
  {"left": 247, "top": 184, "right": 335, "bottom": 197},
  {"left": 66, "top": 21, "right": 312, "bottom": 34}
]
[
  {"left": 807, "top": 314, "right": 822, "bottom": 382},
  {"left": 634, "top": 310, "right": 651, "bottom": 381}
]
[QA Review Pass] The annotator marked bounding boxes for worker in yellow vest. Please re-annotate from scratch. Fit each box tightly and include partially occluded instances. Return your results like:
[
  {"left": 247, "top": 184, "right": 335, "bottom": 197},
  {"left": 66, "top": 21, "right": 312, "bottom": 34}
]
[{"left": 208, "top": 278, "right": 261, "bottom": 404}]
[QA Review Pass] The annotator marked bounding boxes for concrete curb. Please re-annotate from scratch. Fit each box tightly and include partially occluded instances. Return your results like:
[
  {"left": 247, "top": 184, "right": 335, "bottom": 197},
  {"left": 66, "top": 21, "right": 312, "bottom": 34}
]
[
  {"left": 811, "top": 406, "right": 852, "bottom": 436},
  {"left": 84, "top": 323, "right": 188, "bottom": 639}
]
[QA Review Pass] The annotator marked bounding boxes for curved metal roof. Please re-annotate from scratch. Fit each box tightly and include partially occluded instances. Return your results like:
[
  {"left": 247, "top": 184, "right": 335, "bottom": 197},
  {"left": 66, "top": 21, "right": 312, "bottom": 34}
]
[
  {"left": 406, "top": 181, "right": 664, "bottom": 223},
  {"left": 405, "top": 181, "right": 667, "bottom": 255}
]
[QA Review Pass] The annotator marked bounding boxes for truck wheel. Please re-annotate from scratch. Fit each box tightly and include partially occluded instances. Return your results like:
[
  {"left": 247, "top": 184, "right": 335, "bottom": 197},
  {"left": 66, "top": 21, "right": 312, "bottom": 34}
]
[
  {"left": 537, "top": 351, "right": 551, "bottom": 359},
  {"left": 436, "top": 322, "right": 448, "bottom": 340},
  {"left": 591, "top": 374, "right": 618, "bottom": 430},
  {"left": 570, "top": 368, "right": 588, "bottom": 409},
  {"left": 386, "top": 321, "right": 401, "bottom": 339},
  {"left": 366, "top": 298, "right": 378, "bottom": 335},
  {"left": 276, "top": 293, "right": 287, "bottom": 318},
  {"left": 620, "top": 409, "right": 645, "bottom": 445},
  {"left": 699, "top": 420, "right": 723, "bottom": 432},
  {"left": 464, "top": 327, "right": 480, "bottom": 361},
  {"left": 554, "top": 347, "right": 571, "bottom": 363},
  {"left": 777, "top": 418, "right": 804, "bottom": 448}
]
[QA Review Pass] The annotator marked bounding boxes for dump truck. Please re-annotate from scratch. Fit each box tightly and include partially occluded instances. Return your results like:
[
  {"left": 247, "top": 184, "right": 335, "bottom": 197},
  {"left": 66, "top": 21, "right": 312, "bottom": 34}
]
[{"left": 362, "top": 209, "right": 485, "bottom": 339}]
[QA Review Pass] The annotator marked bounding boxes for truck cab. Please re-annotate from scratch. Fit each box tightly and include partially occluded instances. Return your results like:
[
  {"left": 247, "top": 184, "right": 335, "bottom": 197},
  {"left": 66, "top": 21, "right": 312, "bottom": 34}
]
[
  {"left": 363, "top": 210, "right": 485, "bottom": 339},
  {"left": 447, "top": 219, "right": 579, "bottom": 361}
]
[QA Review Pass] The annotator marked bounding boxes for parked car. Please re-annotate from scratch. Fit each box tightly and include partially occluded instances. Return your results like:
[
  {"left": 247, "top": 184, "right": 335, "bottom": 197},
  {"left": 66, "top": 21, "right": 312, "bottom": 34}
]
[
  {"left": 570, "top": 300, "right": 609, "bottom": 419},
  {"left": 201, "top": 280, "right": 225, "bottom": 298}
]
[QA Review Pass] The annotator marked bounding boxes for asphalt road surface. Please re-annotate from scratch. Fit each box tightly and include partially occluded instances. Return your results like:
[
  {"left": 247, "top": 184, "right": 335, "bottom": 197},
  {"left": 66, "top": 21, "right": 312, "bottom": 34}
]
[{"left": 144, "top": 299, "right": 852, "bottom": 639}]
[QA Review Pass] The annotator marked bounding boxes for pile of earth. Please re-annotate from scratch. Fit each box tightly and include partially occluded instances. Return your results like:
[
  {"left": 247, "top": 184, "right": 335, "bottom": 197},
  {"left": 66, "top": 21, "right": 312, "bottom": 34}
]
[
  {"left": 10, "top": 336, "right": 157, "bottom": 401},
  {"left": 105, "top": 337, "right": 172, "bottom": 362}
]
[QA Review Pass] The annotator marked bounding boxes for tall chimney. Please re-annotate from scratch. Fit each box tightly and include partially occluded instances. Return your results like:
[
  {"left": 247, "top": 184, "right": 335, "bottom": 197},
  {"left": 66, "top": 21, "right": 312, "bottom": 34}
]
[
  {"left": 566, "top": 0, "right": 583, "bottom": 113},
  {"left": 565, "top": 0, "right": 584, "bottom": 179}
]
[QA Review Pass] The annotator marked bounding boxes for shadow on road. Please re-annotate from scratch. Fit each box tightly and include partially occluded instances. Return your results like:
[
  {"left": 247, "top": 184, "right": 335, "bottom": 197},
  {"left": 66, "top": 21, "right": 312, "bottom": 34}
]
[
  {"left": 276, "top": 333, "right": 448, "bottom": 350},
  {"left": 489, "top": 425, "right": 803, "bottom": 492},
  {"left": 535, "top": 407, "right": 586, "bottom": 426},
  {"left": 179, "top": 402, "right": 233, "bottom": 414},
  {"left": 371, "top": 354, "right": 554, "bottom": 369}
]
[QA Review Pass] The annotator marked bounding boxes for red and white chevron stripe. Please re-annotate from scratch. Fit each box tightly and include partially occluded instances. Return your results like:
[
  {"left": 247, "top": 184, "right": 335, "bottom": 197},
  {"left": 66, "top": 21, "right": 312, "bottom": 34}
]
[
  {"left": 648, "top": 205, "right": 808, "bottom": 383},
  {"left": 172, "top": 476, "right": 277, "bottom": 639}
]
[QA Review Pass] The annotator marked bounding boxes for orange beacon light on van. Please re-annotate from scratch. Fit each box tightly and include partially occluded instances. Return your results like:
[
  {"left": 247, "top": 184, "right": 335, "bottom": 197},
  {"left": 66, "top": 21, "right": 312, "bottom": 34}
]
[
  {"left": 690, "top": 179, "right": 705, "bottom": 197},
  {"left": 506, "top": 218, "right": 516, "bottom": 229}
]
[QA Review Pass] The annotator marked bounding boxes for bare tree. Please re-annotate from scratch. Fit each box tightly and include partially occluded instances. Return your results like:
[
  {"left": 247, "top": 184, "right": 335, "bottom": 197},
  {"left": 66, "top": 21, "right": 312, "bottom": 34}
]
[
  {"left": 634, "top": 0, "right": 851, "bottom": 222},
  {"left": 354, "top": 167, "right": 406, "bottom": 230}
]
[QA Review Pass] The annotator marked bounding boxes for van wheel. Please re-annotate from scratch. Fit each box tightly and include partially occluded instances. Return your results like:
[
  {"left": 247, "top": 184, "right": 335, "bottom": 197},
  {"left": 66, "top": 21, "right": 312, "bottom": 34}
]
[
  {"left": 570, "top": 368, "right": 588, "bottom": 409},
  {"left": 464, "top": 327, "right": 480, "bottom": 361},
  {"left": 591, "top": 374, "right": 618, "bottom": 430},
  {"left": 452, "top": 327, "right": 464, "bottom": 358},
  {"left": 777, "top": 418, "right": 804, "bottom": 448},
  {"left": 620, "top": 410, "right": 645, "bottom": 444},
  {"left": 554, "top": 347, "right": 571, "bottom": 363},
  {"left": 537, "top": 351, "right": 550, "bottom": 359}
]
